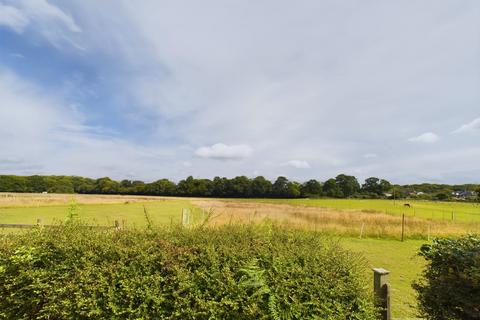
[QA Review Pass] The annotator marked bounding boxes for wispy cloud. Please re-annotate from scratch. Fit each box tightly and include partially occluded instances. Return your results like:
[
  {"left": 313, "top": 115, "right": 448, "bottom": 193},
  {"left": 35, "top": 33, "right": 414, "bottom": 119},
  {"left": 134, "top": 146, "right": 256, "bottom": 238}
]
[
  {"left": 0, "top": 1, "right": 479, "bottom": 183},
  {"left": 0, "top": 0, "right": 81, "bottom": 48},
  {"left": 284, "top": 160, "right": 311, "bottom": 169},
  {"left": 408, "top": 132, "right": 439, "bottom": 144},
  {"left": 0, "top": 4, "right": 28, "bottom": 32},
  {"left": 195, "top": 143, "right": 253, "bottom": 160},
  {"left": 453, "top": 118, "right": 480, "bottom": 134}
]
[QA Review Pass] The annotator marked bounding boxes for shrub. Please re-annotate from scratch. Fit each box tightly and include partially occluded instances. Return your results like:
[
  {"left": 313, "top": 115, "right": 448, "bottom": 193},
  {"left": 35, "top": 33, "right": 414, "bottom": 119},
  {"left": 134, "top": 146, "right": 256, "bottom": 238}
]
[
  {"left": 0, "top": 224, "right": 376, "bottom": 319},
  {"left": 413, "top": 235, "right": 480, "bottom": 319}
]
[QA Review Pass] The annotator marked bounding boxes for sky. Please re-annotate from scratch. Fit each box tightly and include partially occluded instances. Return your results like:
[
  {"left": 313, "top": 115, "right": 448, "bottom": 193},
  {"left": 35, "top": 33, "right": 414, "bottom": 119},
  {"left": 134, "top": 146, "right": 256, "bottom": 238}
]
[{"left": 0, "top": 0, "right": 479, "bottom": 184}]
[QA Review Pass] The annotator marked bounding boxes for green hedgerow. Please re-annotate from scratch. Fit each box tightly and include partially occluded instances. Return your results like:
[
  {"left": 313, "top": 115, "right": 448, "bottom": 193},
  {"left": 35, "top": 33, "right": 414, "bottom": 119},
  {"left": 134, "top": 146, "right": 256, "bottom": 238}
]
[
  {"left": 0, "top": 224, "right": 377, "bottom": 319},
  {"left": 413, "top": 235, "right": 480, "bottom": 319}
]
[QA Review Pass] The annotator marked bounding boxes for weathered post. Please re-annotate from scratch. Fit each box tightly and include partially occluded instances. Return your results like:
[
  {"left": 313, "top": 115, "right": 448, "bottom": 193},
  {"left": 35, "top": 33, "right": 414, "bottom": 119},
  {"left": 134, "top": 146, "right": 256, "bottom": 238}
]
[
  {"left": 401, "top": 214, "right": 405, "bottom": 242},
  {"left": 373, "top": 268, "right": 391, "bottom": 320},
  {"left": 36, "top": 218, "right": 43, "bottom": 227},
  {"left": 182, "top": 208, "right": 190, "bottom": 226},
  {"left": 114, "top": 220, "right": 120, "bottom": 230},
  {"left": 359, "top": 222, "right": 365, "bottom": 239}
]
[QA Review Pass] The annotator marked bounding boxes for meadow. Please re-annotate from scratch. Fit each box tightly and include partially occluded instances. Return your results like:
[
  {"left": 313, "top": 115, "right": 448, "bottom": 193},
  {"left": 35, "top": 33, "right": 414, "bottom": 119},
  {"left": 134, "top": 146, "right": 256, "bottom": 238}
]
[
  {"left": 1, "top": 193, "right": 478, "bottom": 318},
  {"left": 245, "top": 198, "right": 480, "bottom": 222},
  {"left": 0, "top": 193, "right": 198, "bottom": 227}
]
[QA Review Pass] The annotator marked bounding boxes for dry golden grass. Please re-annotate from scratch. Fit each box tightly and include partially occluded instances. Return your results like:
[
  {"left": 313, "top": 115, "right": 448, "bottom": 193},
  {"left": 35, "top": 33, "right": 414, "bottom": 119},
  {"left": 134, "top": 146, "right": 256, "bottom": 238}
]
[
  {"left": 0, "top": 193, "right": 169, "bottom": 208},
  {"left": 192, "top": 199, "right": 480, "bottom": 239}
]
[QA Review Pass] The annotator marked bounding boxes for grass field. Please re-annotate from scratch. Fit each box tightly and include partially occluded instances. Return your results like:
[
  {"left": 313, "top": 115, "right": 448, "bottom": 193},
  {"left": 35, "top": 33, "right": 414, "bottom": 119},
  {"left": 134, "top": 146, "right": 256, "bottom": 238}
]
[
  {"left": 0, "top": 194, "right": 198, "bottom": 227},
  {"left": 242, "top": 198, "right": 480, "bottom": 222},
  {"left": 341, "top": 238, "right": 425, "bottom": 319},
  {"left": 1, "top": 193, "right": 475, "bottom": 319}
]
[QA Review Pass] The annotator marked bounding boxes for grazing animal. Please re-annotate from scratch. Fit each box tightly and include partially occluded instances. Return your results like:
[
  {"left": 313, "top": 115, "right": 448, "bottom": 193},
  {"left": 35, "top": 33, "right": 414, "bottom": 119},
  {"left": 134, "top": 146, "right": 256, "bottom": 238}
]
[{"left": 404, "top": 203, "right": 411, "bottom": 208}]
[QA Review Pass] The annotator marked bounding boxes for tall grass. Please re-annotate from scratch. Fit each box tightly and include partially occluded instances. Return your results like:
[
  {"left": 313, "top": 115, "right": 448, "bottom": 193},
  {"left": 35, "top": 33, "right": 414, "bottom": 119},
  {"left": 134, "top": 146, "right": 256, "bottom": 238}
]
[{"left": 193, "top": 200, "right": 480, "bottom": 240}]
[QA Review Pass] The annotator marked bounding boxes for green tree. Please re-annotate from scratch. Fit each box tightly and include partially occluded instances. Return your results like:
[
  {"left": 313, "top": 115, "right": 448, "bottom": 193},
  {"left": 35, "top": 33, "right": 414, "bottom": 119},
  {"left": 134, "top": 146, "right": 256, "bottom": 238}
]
[
  {"left": 272, "top": 177, "right": 289, "bottom": 198},
  {"left": 251, "top": 176, "right": 272, "bottom": 197},
  {"left": 230, "top": 176, "right": 252, "bottom": 197},
  {"left": 323, "top": 178, "right": 343, "bottom": 198},
  {"left": 301, "top": 179, "right": 322, "bottom": 197},
  {"left": 146, "top": 179, "right": 176, "bottom": 195},
  {"left": 362, "top": 177, "right": 391, "bottom": 196},
  {"left": 212, "top": 177, "right": 228, "bottom": 197},
  {"left": 335, "top": 174, "right": 360, "bottom": 197},
  {"left": 94, "top": 177, "right": 120, "bottom": 194}
]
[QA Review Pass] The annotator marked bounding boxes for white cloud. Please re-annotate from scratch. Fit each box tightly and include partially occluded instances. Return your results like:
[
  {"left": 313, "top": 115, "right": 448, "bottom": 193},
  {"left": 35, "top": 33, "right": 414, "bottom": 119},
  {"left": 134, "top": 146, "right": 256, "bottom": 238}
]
[
  {"left": 2, "top": 1, "right": 480, "bottom": 183},
  {"left": 0, "top": 67, "right": 189, "bottom": 181},
  {"left": 453, "top": 118, "right": 480, "bottom": 134},
  {"left": 408, "top": 132, "right": 439, "bottom": 143},
  {"left": 363, "top": 153, "right": 378, "bottom": 159},
  {"left": 195, "top": 143, "right": 253, "bottom": 160},
  {"left": 0, "top": 0, "right": 81, "bottom": 48},
  {"left": 0, "top": 4, "right": 28, "bottom": 32},
  {"left": 285, "top": 160, "right": 311, "bottom": 169},
  {"left": 21, "top": 0, "right": 81, "bottom": 33}
]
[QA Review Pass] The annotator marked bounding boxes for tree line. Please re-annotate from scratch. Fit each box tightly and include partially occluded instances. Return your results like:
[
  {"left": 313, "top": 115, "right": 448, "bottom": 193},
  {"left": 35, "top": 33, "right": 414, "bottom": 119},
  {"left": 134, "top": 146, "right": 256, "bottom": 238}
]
[{"left": 1, "top": 174, "right": 478, "bottom": 200}]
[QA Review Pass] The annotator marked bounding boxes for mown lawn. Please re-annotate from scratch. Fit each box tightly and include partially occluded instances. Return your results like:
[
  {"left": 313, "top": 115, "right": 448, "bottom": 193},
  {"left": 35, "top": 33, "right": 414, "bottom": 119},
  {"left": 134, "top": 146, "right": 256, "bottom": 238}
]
[
  {"left": 341, "top": 237, "right": 426, "bottom": 319},
  {"left": 0, "top": 199, "right": 198, "bottom": 227}
]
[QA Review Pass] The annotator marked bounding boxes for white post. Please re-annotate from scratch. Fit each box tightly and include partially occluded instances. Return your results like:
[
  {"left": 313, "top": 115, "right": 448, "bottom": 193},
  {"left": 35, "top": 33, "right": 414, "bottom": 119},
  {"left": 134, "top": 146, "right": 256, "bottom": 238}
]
[{"left": 182, "top": 208, "right": 190, "bottom": 226}]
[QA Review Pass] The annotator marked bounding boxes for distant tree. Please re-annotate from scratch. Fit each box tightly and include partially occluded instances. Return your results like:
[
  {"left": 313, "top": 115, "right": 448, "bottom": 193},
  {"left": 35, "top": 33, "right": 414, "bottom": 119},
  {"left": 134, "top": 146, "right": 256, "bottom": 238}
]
[
  {"left": 335, "top": 174, "right": 360, "bottom": 197},
  {"left": 286, "top": 181, "right": 302, "bottom": 198},
  {"left": 362, "top": 177, "right": 391, "bottom": 196},
  {"left": 301, "top": 179, "right": 322, "bottom": 197},
  {"left": 94, "top": 177, "right": 120, "bottom": 194},
  {"left": 146, "top": 179, "right": 176, "bottom": 196},
  {"left": 251, "top": 176, "right": 272, "bottom": 197},
  {"left": 322, "top": 178, "right": 343, "bottom": 198},
  {"left": 0, "top": 176, "right": 27, "bottom": 193},
  {"left": 177, "top": 176, "right": 213, "bottom": 196},
  {"left": 47, "top": 176, "right": 74, "bottom": 193},
  {"left": 120, "top": 180, "right": 133, "bottom": 188},
  {"left": 26, "top": 175, "right": 47, "bottom": 193},
  {"left": 212, "top": 177, "right": 228, "bottom": 197},
  {"left": 230, "top": 176, "right": 252, "bottom": 197},
  {"left": 435, "top": 191, "right": 450, "bottom": 201},
  {"left": 272, "top": 177, "right": 289, "bottom": 198}
]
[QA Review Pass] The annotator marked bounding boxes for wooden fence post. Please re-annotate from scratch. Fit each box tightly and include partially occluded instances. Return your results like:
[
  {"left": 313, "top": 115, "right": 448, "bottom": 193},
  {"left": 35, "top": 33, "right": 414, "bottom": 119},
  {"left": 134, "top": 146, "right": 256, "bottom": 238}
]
[
  {"left": 36, "top": 218, "right": 43, "bottom": 227},
  {"left": 114, "top": 220, "right": 120, "bottom": 230},
  {"left": 373, "top": 268, "right": 391, "bottom": 320}
]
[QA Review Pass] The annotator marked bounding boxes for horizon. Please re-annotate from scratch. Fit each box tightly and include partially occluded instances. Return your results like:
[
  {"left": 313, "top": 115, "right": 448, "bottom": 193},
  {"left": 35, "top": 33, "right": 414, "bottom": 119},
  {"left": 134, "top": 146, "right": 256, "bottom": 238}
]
[
  {"left": 1, "top": 172, "right": 479, "bottom": 187},
  {"left": 1, "top": 1, "right": 479, "bottom": 184}
]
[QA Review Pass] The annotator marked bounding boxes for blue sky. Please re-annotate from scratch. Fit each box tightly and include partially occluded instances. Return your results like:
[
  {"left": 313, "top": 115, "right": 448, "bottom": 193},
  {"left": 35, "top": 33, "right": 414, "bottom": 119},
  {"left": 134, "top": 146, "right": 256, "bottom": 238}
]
[{"left": 0, "top": 0, "right": 479, "bottom": 183}]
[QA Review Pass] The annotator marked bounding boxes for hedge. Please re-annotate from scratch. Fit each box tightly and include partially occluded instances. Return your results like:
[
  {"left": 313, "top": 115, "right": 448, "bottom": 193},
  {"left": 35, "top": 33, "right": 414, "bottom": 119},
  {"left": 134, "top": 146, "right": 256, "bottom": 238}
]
[
  {"left": 0, "top": 224, "right": 376, "bottom": 319},
  {"left": 413, "top": 235, "right": 480, "bottom": 319}
]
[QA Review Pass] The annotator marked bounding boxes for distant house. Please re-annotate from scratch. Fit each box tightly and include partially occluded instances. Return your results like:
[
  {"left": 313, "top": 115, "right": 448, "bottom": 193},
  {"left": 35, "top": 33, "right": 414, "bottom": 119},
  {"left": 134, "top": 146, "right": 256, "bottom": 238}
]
[{"left": 452, "top": 190, "right": 476, "bottom": 199}]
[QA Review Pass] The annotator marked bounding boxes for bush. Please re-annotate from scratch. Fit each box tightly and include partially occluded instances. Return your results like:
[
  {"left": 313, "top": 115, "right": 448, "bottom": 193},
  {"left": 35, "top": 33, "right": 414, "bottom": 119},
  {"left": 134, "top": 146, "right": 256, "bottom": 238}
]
[
  {"left": 0, "top": 224, "right": 376, "bottom": 319},
  {"left": 413, "top": 235, "right": 480, "bottom": 319}
]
